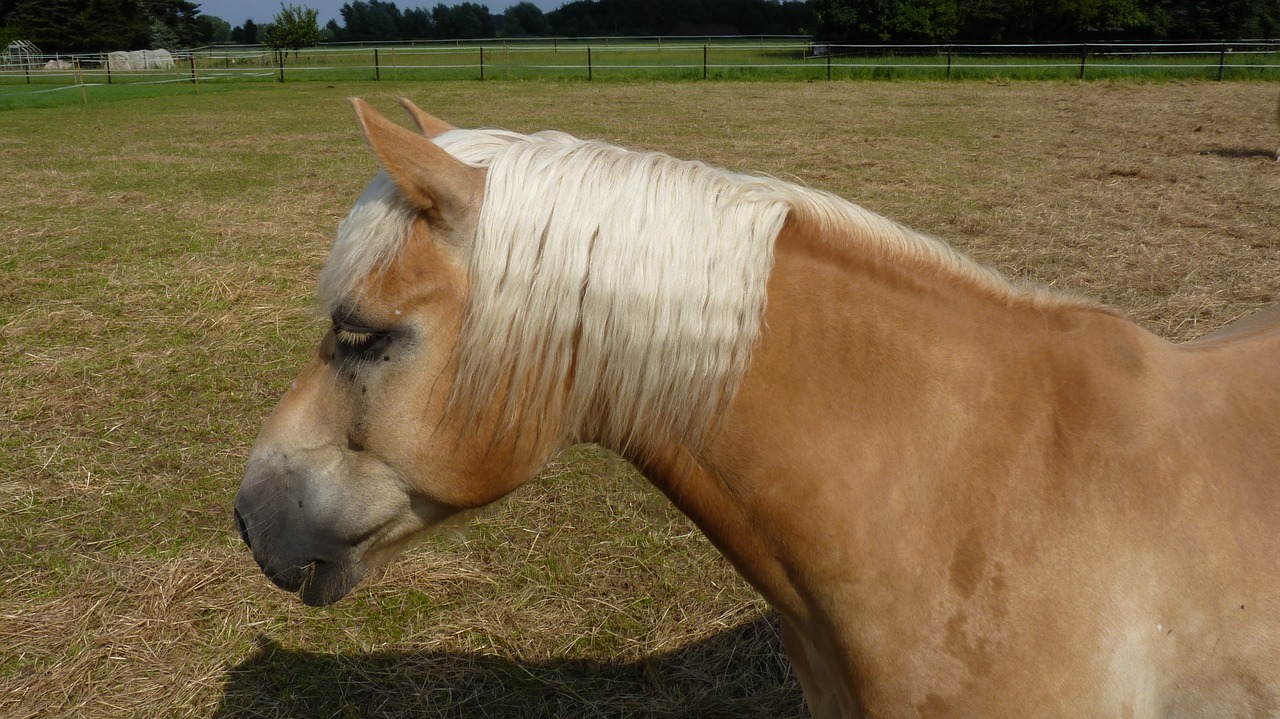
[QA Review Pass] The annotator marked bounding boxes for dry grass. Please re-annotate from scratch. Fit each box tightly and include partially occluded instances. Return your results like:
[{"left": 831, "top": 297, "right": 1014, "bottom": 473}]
[{"left": 1, "top": 79, "right": 1277, "bottom": 718}]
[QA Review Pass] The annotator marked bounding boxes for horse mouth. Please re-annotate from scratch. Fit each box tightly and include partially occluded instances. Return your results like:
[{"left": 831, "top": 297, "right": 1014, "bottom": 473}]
[
  {"left": 233, "top": 473, "right": 424, "bottom": 607},
  {"left": 241, "top": 540, "right": 367, "bottom": 606},
  {"left": 291, "top": 558, "right": 366, "bottom": 607},
  {"left": 234, "top": 486, "right": 376, "bottom": 606}
]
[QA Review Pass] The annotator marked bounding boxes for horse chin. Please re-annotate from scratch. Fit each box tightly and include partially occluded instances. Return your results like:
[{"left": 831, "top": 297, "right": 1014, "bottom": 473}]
[
  {"left": 296, "top": 558, "right": 368, "bottom": 607},
  {"left": 295, "top": 534, "right": 419, "bottom": 607}
]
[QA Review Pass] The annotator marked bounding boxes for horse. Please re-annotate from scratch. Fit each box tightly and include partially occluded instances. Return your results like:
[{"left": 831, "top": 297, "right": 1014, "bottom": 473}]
[{"left": 235, "top": 98, "right": 1280, "bottom": 718}]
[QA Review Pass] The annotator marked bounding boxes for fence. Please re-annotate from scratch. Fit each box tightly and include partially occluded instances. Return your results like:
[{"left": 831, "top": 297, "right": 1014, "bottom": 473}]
[{"left": 4, "top": 40, "right": 1279, "bottom": 102}]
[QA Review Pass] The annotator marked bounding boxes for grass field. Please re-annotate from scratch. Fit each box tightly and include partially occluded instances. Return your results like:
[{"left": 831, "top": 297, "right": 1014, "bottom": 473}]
[{"left": 2, "top": 80, "right": 1279, "bottom": 718}]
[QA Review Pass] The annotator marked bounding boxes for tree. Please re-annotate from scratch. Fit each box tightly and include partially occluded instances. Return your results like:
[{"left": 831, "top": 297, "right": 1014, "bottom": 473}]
[
  {"left": 148, "top": 0, "right": 202, "bottom": 46},
  {"left": 884, "top": 0, "right": 960, "bottom": 41},
  {"left": 231, "top": 17, "right": 259, "bottom": 43},
  {"left": 402, "top": 6, "right": 434, "bottom": 37},
  {"left": 7, "top": 0, "right": 150, "bottom": 52},
  {"left": 431, "top": 2, "right": 494, "bottom": 38},
  {"left": 546, "top": 0, "right": 812, "bottom": 37},
  {"left": 955, "top": 0, "right": 1015, "bottom": 40},
  {"left": 1139, "top": 0, "right": 1272, "bottom": 39},
  {"left": 0, "top": 0, "right": 213, "bottom": 50},
  {"left": 265, "top": 3, "right": 321, "bottom": 49},
  {"left": 197, "top": 14, "right": 233, "bottom": 43},
  {"left": 150, "top": 17, "right": 179, "bottom": 47},
  {"left": 340, "top": 0, "right": 403, "bottom": 40},
  {"left": 813, "top": 0, "right": 1156, "bottom": 40},
  {"left": 502, "top": 1, "right": 550, "bottom": 36},
  {"left": 811, "top": 0, "right": 942, "bottom": 41}
]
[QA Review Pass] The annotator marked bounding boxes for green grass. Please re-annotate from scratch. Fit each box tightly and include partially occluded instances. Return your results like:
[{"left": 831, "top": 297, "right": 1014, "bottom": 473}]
[{"left": 1, "top": 80, "right": 1277, "bottom": 718}]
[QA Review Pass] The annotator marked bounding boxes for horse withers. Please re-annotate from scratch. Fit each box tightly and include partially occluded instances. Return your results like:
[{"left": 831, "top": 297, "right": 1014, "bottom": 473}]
[{"left": 235, "top": 98, "right": 1280, "bottom": 718}]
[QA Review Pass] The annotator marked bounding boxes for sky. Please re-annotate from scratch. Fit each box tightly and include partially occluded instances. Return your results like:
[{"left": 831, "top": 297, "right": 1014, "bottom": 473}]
[{"left": 196, "top": 0, "right": 565, "bottom": 27}]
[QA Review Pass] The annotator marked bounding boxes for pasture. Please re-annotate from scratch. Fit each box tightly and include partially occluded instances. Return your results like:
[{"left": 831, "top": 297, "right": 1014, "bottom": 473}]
[{"left": 2, "top": 80, "right": 1278, "bottom": 718}]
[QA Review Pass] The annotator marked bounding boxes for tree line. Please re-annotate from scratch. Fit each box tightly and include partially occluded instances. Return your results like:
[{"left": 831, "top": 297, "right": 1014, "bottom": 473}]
[
  {"left": 318, "top": 0, "right": 1280, "bottom": 43},
  {"left": 811, "top": 0, "right": 1280, "bottom": 43},
  {"left": 0, "top": 0, "right": 213, "bottom": 53},
  {"left": 2, "top": 0, "right": 1278, "bottom": 54},
  {"left": 322, "top": 0, "right": 813, "bottom": 42},
  {"left": 287, "top": 0, "right": 1280, "bottom": 44}
]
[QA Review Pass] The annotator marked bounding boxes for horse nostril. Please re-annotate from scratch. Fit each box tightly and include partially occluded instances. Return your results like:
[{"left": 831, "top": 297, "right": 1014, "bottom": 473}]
[{"left": 234, "top": 507, "right": 251, "bottom": 549}]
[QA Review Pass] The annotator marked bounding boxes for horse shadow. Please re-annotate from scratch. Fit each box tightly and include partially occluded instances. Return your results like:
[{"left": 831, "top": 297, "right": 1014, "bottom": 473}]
[
  {"left": 213, "top": 613, "right": 806, "bottom": 718},
  {"left": 1200, "top": 146, "right": 1277, "bottom": 160}
]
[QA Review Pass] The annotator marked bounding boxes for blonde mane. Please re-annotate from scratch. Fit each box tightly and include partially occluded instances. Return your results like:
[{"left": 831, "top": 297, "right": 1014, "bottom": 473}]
[
  {"left": 447, "top": 131, "right": 787, "bottom": 450},
  {"left": 321, "top": 126, "right": 1085, "bottom": 451}
]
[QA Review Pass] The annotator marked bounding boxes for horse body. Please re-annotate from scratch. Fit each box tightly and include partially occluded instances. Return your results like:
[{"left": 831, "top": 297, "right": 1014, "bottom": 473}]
[
  {"left": 644, "top": 214, "right": 1280, "bottom": 717},
  {"left": 235, "top": 100, "right": 1280, "bottom": 718}
]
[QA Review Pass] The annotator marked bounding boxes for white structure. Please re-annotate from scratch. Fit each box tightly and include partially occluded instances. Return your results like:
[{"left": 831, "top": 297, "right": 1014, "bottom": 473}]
[
  {"left": 106, "top": 49, "right": 176, "bottom": 70},
  {"left": 43, "top": 59, "right": 73, "bottom": 70},
  {"left": 2, "top": 40, "right": 40, "bottom": 69}
]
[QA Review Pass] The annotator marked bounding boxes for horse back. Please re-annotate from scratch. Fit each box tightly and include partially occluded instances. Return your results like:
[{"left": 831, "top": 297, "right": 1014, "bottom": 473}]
[
  {"left": 1187, "top": 302, "right": 1280, "bottom": 344},
  {"left": 1165, "top": 303, "right": 1280, "bottom": 478},
  {"left": 1174, "top": 302, "right": 1280, "bottom": 462}
]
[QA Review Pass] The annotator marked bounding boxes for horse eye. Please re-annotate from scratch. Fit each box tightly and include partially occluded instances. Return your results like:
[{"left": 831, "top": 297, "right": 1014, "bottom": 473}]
[{"left": 333, "top": 324, "right": 384, "bottom": 354}]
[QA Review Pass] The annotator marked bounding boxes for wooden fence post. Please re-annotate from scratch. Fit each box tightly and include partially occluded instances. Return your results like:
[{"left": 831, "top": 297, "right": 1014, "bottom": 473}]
[
  {"left": 374, "top": 48, "right": 380, "bottom": 81},
  {"left": 1218, "top": 44, "right": 1227, "bottom": 81},
  {"left": 479, "top": 46, "right": 485, "bottom": 81},
  {"left": 827, "top": 49, "right": 831, "bottom": 80},
  {"left": 947, "top": 44, "right": 953, "bottom": 80},
  {"left": 1078, "top": 43, "right": 1087, "bottom": 80},
  {"left": 588, "top": 46, "right": 592, "bottom": 81},
  {"left": 189, "top": 52, "right": 199, "bottom": 92},
  {"left": 703, "top": 44, "right": 708, "bottom": 79},
  {"left": 75, "top": 59, "right": 87, "bottom": 104}
]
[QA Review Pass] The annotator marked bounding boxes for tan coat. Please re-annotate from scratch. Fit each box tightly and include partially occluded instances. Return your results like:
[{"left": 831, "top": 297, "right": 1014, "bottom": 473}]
[{"left": 236, "top": 99, "right": 1280, "bottom": 719}]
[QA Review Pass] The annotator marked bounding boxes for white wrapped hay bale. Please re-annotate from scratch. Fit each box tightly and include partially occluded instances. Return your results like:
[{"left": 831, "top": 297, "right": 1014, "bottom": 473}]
[
  {"left": 107, "top": 51, "right": 131, "bottom": 70},
  {"left": 145, "top": 49, "right": 175, "bottom": 69}
]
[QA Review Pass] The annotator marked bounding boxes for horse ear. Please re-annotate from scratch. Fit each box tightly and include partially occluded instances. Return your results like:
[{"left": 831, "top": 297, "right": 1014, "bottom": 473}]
[
  {"left": 350, "top": 98, "right": 482, "bottom": 219},
  {"left": 398, "top": 97, "right": 456, "bottom": 137}
]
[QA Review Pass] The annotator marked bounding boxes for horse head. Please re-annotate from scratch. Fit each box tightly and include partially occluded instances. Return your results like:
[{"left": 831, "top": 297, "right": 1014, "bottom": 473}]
[{"left": 234, "top": 100, "right": 566, "bottom": 606}]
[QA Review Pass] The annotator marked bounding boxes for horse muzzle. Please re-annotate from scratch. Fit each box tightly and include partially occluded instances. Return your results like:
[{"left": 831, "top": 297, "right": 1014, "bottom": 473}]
[{"left": 234, "top": 451, "right": 369, "bottom": 606}]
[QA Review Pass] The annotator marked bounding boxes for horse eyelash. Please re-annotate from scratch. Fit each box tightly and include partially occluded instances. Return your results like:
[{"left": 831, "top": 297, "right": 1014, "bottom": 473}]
[{"left": 334, "top": 327, "right": 378, "bottom": 347}]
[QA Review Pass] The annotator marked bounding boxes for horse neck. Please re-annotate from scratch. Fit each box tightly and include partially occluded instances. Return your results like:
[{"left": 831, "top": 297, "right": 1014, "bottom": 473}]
[{"left": 614, "top": 213, "right": 1146, "bottom": 620}]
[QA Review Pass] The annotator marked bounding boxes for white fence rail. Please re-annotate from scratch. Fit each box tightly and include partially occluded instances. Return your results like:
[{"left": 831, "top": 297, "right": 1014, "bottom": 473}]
[{"left": 3, "top": 41, "right": 1279, "bottom": 102}]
